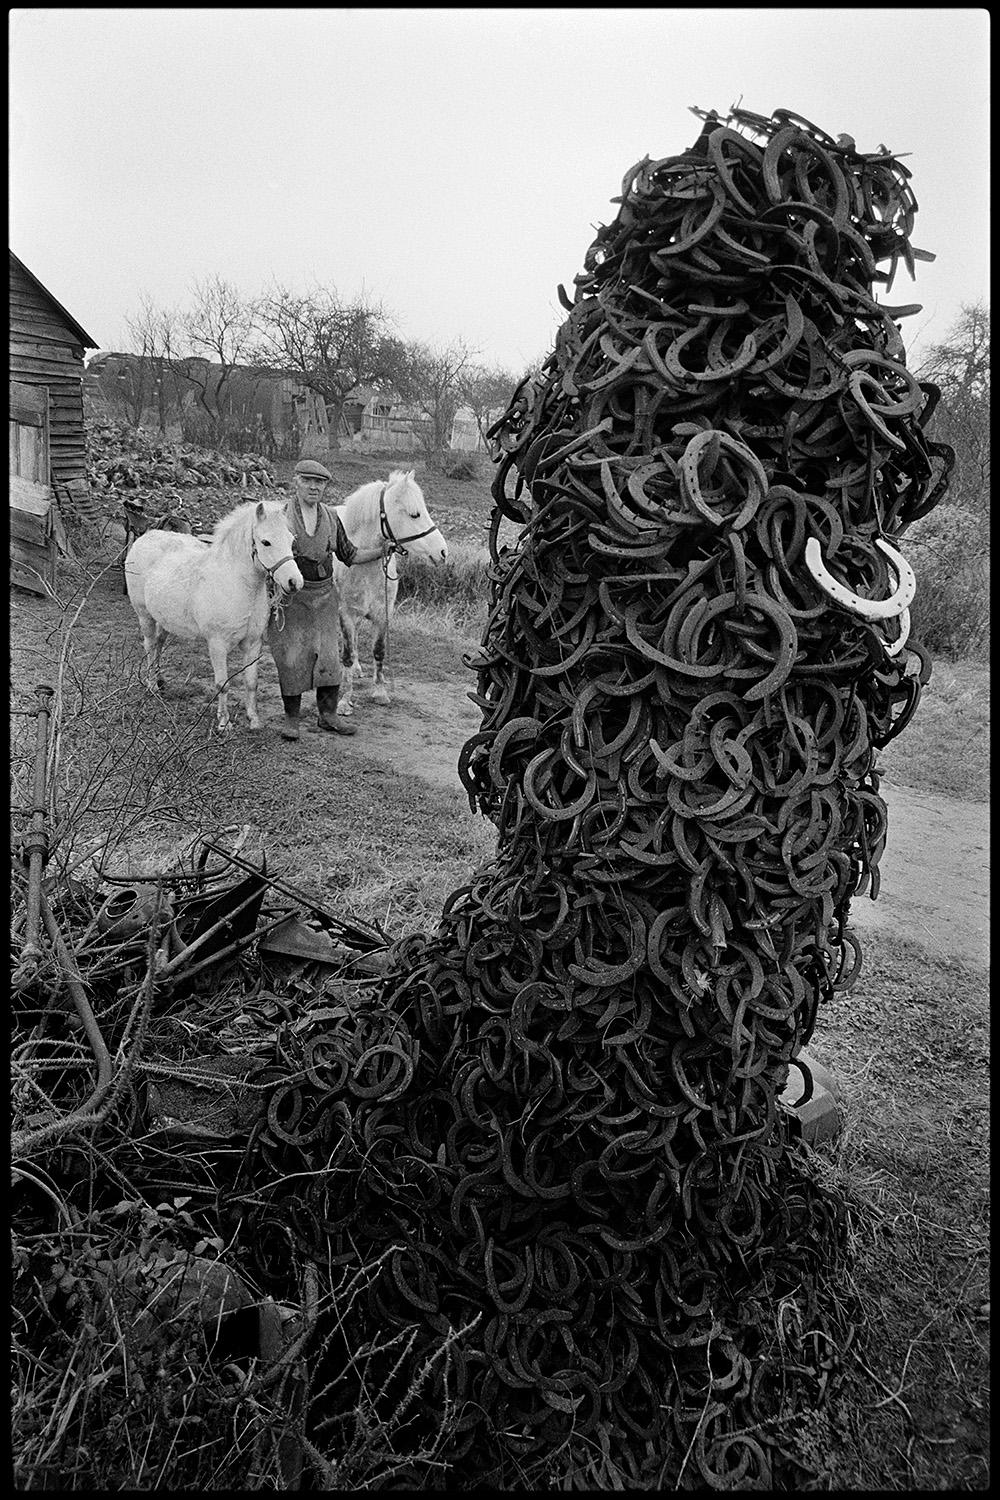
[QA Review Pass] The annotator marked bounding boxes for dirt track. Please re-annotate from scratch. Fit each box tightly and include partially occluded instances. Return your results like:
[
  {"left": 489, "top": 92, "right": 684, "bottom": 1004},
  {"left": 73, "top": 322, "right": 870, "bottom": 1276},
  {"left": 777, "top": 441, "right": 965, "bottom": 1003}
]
[{"left": 849, "top": 780, "right": 989, "bottom": 969}]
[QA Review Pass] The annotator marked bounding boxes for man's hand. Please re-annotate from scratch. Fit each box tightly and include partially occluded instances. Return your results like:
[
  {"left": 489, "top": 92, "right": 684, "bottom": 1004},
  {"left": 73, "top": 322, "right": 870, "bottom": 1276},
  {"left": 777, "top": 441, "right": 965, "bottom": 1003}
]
[{"left": 352, "top": 539, "right": 395, "bottom": 565}]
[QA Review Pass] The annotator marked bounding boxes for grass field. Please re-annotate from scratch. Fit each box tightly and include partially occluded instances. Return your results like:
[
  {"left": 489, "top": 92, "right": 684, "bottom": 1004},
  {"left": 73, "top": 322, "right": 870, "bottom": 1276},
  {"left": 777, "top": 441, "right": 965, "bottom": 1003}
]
[
  {"left": 809, "top": 931, "right": 989, "bottom": 1489},
  {"left": 9, "top": 459, "right": 990, "bottom": 1491},
  {"left": 878, "top": 657, "right": 990, "bottom": 803}
]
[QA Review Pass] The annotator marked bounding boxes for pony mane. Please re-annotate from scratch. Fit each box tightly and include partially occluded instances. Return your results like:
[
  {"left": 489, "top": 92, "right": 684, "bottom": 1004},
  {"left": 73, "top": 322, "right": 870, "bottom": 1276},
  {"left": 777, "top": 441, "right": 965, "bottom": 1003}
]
[
  {"left": 340, "top": 470, "right": 425, "bottom": 531},
  {"left": 211, "top": 500, "right": 281, "bottom": 555}
]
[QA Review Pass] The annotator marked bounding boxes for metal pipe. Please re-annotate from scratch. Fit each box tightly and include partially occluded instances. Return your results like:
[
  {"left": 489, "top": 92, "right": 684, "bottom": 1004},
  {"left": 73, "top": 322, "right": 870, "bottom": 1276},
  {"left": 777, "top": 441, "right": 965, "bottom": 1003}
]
[
  {"left": 39, "top": 888, "right": 113, "bottom": 1098},
  {"left": 10, "top": 891, "right": 115, "bottom": 1160},
  {"left": 11, "top": 887, "right": 166, "bottom": 1160},
  {"left": 20, "top": 683, "right": 55, "bottom": 970}
]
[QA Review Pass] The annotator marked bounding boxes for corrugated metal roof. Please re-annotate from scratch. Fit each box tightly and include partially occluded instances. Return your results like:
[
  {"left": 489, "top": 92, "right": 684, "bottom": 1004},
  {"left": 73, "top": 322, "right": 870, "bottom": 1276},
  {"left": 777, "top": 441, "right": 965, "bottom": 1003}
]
[{"left": 9, "top": 250, "right": 99, "bottom": 349}]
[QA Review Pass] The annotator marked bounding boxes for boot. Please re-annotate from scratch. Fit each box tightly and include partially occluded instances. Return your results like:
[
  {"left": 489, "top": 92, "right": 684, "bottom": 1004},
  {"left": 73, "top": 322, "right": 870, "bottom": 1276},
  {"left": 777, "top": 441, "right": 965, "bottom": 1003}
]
[
  {"left": 280, "top": 694, "right": 301, "bottom": 741},
  {"left": 316, "top": 684, "right": 358, "bottom": 736}
]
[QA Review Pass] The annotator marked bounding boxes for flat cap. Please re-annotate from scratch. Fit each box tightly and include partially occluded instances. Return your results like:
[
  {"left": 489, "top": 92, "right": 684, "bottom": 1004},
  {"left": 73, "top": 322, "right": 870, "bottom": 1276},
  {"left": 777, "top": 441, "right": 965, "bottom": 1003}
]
[{"left": 294, "top": 459, "right": 332, "bottom": 481}]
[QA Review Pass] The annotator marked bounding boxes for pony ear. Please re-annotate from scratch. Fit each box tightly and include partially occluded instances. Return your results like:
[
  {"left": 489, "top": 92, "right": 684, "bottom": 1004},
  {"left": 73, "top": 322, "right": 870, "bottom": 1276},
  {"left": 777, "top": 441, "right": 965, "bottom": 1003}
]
[{"left": 255, "top": 501, "right": 265, "bottom": 519}]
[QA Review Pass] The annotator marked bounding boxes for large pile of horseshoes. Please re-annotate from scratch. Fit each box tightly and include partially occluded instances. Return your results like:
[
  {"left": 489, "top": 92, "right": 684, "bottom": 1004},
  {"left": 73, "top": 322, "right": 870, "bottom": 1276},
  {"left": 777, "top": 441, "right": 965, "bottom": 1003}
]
[{"left": 237, "top": 106, "right": 953, "bottom": 1485}]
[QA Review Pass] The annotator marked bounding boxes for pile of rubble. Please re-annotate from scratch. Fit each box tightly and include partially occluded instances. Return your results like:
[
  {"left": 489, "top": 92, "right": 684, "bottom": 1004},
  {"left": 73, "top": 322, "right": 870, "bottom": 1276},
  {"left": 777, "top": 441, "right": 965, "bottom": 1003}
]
[{"left": 85, "top": 418, "right": 281, "bottom": 534}]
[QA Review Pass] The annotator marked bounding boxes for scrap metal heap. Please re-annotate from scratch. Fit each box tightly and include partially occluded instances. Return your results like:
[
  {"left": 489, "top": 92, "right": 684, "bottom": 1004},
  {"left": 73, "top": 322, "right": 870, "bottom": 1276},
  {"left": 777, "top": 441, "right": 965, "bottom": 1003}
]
[{"left": 238, "top": 107, "right": 954, "bottom": 1484}]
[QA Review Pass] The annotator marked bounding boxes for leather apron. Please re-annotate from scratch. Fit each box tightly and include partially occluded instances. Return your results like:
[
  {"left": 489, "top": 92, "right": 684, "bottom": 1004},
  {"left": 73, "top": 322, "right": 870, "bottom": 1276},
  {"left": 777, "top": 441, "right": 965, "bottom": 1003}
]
[{"left": 267, "top": 497, "right": 344, "bottom": 693}]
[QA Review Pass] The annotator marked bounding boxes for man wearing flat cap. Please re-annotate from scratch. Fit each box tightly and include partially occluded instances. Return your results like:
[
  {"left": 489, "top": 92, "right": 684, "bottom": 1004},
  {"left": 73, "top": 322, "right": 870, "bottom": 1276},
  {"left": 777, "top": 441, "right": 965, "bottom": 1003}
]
[{"left": 268, "top": 459, "right": 390, "bottom": 740}]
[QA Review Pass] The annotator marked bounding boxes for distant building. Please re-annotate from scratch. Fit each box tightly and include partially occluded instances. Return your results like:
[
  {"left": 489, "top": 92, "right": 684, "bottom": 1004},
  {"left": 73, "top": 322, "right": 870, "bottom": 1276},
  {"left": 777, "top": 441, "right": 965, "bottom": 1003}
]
[
  {"left": 86, "top": 352, "right": 332, "bottom": 458},
  {"left": 450, "top": 404, "right": 503, "bottom": 453},
  {"left": 83, "top": 353, "right": 495, "bottom": 457},
  {"left": 344, "top": 386, "right": 432, "bottom": 450}
]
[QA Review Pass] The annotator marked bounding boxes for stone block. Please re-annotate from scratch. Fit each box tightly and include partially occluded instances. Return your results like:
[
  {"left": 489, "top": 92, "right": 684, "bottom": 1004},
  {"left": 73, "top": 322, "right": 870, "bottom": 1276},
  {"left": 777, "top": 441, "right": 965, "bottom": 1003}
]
[{"left": 779, "top": 1045, "right": 843, "bottom": 1146}]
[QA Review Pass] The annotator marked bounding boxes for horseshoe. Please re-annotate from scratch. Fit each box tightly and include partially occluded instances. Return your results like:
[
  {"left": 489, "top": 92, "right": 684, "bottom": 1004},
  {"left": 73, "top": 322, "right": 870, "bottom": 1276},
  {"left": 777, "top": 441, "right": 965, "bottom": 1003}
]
[
  {"left": 883, "top": 605, "right": 911, "bottom": 657},
  {"left": 804, "top": 535, "right": 915, "bottom": 621}
]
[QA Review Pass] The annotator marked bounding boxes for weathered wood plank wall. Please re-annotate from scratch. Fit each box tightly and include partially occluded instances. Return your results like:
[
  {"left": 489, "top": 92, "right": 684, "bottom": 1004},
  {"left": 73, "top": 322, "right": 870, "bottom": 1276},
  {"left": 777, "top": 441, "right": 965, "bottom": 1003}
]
[{"left": 9, "top": 255, "right": 91, "bottom": 492}]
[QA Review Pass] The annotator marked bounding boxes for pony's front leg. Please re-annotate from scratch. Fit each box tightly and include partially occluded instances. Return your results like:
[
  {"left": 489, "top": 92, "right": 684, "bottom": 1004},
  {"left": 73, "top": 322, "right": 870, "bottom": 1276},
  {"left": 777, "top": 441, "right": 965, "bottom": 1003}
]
[
  {"left": 370, "top": 576, "right": 397, "bottom": 705},
  {"left": 151, "top": 625, "right": 168, "bottom": 691},
  {"left": 237, "top": 638, "right": 264, "bottom": 730},
  {"left": 206, "top": 637, "right": 233, "bottom": 732},
  {"left": 338, "top": 608, "right": 359, "bottom": 716},
  {"left": 370, "top": 613, "right": 391, "bottom": 705},
  {"left": 135, "top": 607, "right": 163, "bottom": 692}
]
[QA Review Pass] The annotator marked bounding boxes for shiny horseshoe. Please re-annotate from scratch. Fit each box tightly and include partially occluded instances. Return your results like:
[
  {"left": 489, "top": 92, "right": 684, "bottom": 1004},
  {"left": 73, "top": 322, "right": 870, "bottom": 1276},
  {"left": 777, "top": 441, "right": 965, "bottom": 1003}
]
[
  {"left": 804, "top": 536, "right": 916, "bottom": 621},
  {"left": 883, "top": 606, "right": 911, "bottom": 658}
]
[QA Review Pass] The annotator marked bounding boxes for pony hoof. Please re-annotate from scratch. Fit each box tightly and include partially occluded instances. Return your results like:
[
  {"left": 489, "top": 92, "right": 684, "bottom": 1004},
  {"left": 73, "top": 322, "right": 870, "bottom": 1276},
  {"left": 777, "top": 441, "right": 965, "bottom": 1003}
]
[
  {"left": 370, "top": 687, "right": 390, "bottom": 705},
  {"left": 338, "top": 700, "right": 355, "bottom": 718}
]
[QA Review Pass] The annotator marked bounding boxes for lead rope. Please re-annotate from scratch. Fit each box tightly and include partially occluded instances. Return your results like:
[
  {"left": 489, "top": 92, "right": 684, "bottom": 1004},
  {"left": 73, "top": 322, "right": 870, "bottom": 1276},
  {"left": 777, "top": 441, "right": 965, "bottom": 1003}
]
[
  {"left": 375, "top": 485, "right": 438, "bottom": 700},
  {"left": 377, "top": 489, "right": 401, "bottom": 699},
  {"left": 258, "top": 546, "right": 289, "bottom": 633},
  {"left": 268, "top": 575, "right": 286, "bottom": 633}
]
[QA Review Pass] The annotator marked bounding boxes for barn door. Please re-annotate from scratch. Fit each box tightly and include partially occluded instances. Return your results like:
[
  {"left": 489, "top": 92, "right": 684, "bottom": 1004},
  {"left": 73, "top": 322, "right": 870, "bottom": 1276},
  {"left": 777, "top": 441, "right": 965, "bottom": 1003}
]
[
  {"left": 9, "top": 380, "right": 57, "bottom": 594},
  {"left": 9, "top": 380, "right": 50, "bottom": 485}
]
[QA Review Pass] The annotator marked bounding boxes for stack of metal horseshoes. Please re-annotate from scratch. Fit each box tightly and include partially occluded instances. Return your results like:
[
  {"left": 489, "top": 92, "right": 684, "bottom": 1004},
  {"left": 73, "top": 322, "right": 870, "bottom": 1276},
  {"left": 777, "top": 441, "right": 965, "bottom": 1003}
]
[{"left": 237, "top": 107, "right": 953, "bottom": 1485}]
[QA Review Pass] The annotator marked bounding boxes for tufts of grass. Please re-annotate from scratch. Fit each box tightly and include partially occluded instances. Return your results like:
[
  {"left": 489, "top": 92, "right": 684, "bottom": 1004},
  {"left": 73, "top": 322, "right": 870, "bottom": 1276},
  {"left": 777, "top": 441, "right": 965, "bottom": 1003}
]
[
  {"left": 10, "top": 1172, "right": 475, "bottom": 1491},
  {"left": 438, "top": 449, "right": 483, "bottom": 482},
  {"left": 807, "top": 927, "right": 989, "bottom": 1491},
  {"left": 878, "top": 656, "right": 990, "bottom": 802},
  {"left": 283, "top": 768, "right": 496, "bottom": 942},
  {"left": 910, "top": 563, "right": 990, "bottom": 662},
  {"left": 10, "top": 1178, "right": 300, "bottom": 1491},
  {"left": 907, "top": 506, "right": 990, "bottom": 662},
  {"left": 396, "top": 540, "right": 492, "bottom": 630}
]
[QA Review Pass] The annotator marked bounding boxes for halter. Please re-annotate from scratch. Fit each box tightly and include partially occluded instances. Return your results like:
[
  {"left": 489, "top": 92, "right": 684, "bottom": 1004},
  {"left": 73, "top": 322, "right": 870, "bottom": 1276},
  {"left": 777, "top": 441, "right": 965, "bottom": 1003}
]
[
  {"left": 251, "top": 525, "right": 297, "bottom": 630},
  {"left": 251, "top": 533, "right": 297, "bottom": 584},
  {"left": 378, "top": 485, "right": 439, "bottom": 552}
]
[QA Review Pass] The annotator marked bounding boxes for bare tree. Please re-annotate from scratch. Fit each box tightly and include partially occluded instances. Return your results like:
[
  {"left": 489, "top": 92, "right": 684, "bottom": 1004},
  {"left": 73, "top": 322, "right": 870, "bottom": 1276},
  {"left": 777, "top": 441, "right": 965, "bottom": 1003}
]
[
  {"left": 254, "top": 286, "right": 407, "bottom": 442},
  {"left": 123, "top": 294, "right": 184, "bottom": 434},
  {"left": 917, "top": 302, "right": 990, "bottom": 518},
  {"left": 519, "top": 352, "right": 551, "bottom": 384},
  {"left": 919, "top": 302, "right": 990, "bottom": 401},
  {"left": 905, "top": 303, "right": 991, "bottom": 656},
  {"left": 181, "top": 275, "right": 261, "bottom": 435},
  {"left": 115, "top": 312, "right": 154, "bottom": 428},
  {"left": 456, "top": 363, "right": 520, "bottom": 448},
  {"left": 401, "top": 339, "right": 477, "bottom": 462}
]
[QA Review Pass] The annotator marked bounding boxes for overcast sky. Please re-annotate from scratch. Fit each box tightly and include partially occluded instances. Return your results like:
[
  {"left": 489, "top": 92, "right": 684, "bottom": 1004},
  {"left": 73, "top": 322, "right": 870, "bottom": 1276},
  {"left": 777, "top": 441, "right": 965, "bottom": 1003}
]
[{"left": 9, "top": 7, "right": 991, "bottom": 375}]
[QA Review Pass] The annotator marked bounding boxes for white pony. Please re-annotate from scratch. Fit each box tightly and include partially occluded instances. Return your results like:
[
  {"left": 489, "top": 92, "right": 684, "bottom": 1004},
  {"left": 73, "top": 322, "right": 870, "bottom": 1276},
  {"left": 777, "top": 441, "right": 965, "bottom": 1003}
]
[
  {"left": 124, "top": 500, "right": 303, "bottom": 731},
  {"left": 334, "top": 469, "right": 447, "bottom": 715}
]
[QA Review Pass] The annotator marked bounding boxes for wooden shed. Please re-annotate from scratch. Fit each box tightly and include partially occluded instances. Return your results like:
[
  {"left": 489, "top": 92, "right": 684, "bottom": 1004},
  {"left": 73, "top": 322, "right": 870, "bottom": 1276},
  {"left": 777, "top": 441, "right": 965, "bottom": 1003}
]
[{"left": 9, "top": 250, "right": 98, "bottom": 592}]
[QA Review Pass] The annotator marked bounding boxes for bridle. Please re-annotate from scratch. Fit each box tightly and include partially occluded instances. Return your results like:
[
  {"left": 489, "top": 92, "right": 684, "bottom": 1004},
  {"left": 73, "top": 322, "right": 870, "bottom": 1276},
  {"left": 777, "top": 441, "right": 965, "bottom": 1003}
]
[
  {"left": 375, "top": 481, "right": 441, "bottom": 692},
  {"left": 251, "top": 524, "right": 298, "bottom": 625},
  {"left": 378, "top": 485, "right": 440, "bottom": 556},
  {"left": 251, "top": 527, "right": 297, "bottom": 585}
]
